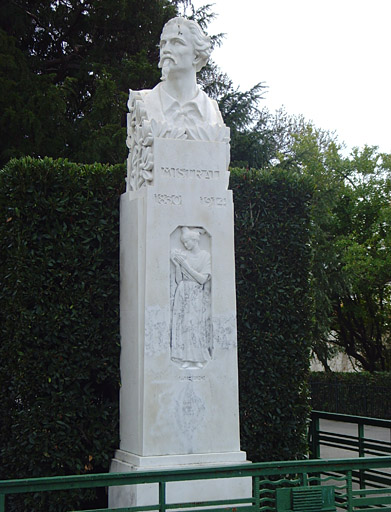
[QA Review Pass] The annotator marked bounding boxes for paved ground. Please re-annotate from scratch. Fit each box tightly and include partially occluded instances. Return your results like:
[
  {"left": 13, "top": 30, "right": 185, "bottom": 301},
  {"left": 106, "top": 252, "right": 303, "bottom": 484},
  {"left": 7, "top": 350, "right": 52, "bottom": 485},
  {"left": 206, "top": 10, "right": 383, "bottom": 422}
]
[{"left": 319, "top": 418, "right": 391, "bottom": 459}]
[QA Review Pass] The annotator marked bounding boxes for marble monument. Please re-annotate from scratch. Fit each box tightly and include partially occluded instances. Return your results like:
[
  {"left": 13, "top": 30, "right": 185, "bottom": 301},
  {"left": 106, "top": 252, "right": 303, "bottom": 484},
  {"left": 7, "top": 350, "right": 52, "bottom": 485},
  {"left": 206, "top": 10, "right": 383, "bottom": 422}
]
[{"left": 109, "top": 17, "right": 250, "bottom": 508}]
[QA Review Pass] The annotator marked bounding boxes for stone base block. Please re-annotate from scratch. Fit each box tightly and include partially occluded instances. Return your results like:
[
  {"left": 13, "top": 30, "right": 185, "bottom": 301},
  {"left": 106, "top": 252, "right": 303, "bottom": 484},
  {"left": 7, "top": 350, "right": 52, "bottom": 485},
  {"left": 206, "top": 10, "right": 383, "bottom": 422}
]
[{"left": 108, "top": 450, "right": 252, "bottom": 509}]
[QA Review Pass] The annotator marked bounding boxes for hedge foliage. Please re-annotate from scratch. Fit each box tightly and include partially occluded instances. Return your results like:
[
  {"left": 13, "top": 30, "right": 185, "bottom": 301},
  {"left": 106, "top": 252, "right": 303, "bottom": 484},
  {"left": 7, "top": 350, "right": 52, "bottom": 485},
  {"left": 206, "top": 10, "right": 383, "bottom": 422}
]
[
  {"left": 231, "top": 169, "right": 313, "bottom": 461},
  {"left": 310, "top": 371, "right": 391, "bottom": 418},
  {"left": 1, "top": 159, "right": 312, "bottom": 509},
  {"left": 0, "top": 157, "right": 125, "bottom": 511}
]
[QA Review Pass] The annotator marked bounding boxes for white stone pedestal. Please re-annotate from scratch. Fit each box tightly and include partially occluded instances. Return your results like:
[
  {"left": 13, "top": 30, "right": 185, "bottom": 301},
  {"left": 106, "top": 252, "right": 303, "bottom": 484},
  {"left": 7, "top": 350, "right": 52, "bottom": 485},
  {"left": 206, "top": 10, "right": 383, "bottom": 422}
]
[
  {"left": 109, "top": 450, "right": 251, "bottom": 509},
  {"left": 109, "top": 138, "right": 251, "bottom": 508}
]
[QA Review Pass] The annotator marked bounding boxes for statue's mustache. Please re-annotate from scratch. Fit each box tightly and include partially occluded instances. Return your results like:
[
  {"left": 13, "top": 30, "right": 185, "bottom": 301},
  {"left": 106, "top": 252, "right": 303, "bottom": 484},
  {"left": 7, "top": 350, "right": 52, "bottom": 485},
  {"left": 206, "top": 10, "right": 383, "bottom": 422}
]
[{"left": 159, "top": 54, "right": 177, "bottom": 68}]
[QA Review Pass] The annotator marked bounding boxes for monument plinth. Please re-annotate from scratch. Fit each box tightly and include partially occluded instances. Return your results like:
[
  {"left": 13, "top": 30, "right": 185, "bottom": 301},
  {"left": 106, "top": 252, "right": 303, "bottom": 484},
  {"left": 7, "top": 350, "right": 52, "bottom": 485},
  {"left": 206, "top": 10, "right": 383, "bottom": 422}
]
[{"left": 109, "top": 16, "right": 250, "bottom": 508}]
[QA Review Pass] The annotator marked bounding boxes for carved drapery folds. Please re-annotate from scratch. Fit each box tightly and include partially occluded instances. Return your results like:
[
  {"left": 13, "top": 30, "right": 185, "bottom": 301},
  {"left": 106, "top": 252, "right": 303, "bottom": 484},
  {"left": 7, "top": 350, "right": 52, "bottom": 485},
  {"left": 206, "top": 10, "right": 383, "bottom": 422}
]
[{"left": 170, "top": 226, "right": 212, "bottom": 370}]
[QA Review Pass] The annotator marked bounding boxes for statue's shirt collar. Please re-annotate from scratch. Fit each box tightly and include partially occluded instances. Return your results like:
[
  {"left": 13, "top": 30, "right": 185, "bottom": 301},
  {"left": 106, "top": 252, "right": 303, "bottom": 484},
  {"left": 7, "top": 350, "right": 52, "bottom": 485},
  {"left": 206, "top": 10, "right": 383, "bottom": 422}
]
[{"left": 159, "top": 85, "right": 205, "bottom": 124}]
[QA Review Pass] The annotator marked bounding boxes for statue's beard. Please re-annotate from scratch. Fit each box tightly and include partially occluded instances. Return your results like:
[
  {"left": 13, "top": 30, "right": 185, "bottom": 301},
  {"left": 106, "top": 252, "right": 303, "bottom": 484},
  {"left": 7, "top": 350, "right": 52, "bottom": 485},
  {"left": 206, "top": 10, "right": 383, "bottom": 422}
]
[{"left": 159, "top": 56, "right": 176, "bottom": 81}]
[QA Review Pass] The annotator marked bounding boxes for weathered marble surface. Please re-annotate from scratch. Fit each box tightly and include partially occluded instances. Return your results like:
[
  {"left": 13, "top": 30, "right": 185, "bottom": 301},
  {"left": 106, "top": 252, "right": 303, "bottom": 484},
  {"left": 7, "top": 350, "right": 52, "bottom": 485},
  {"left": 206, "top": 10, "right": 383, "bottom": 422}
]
[
  {"left": 109, "top": 15, "right": 250, "bottom": 509},
  {"left": 118, "top": 139, "right": 241, "bottom": 458},
  {"left": 110, "top": 451, "right": 250, "bottom": 508},
  {"left": 125, "top": 16, "right": 229, "bottom": 191}
]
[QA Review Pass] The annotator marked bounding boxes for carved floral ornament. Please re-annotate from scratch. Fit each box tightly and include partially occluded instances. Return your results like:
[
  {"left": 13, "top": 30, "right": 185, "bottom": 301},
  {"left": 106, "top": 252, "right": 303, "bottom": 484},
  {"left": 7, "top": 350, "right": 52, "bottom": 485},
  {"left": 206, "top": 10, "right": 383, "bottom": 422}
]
[{"left": 126, "top": 90, "right": 230, "bottom": 191}]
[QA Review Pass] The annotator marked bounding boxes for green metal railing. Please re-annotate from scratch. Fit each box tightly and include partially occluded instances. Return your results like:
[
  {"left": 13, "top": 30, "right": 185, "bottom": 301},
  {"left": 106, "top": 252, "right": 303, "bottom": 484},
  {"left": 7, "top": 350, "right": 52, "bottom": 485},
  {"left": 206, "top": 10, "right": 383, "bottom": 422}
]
[
  {"left": 310, "top": 410, "right": 391, "bottom": 458},
  {"left": 1, "top": 456, "right": 391, "bottom": 512},
  {"left": 309, "top": 410, "right": 391, "bottom": 489}
]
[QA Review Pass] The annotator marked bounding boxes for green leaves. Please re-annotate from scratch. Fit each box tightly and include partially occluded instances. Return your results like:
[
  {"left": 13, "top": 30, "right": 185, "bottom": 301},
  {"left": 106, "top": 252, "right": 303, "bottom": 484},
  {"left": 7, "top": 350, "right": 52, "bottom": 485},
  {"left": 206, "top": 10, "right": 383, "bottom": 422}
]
[
  {"left": 0, "top": 158, "right": 313, "bottom": 510},
  {"left": 0, "top": 0, "right": 177, "bottom": 167},
  {"left": 320, "top": 147, "right": 391, "bottom": 371},
  {"left": 310, "top": 372, "right": 391, "bottom": 418},
  {"left": 231, "top": 168, "right": 313, "bottom": 462},
  {"left": 0, "top": 157, "right": 125, "bottom": 511}
]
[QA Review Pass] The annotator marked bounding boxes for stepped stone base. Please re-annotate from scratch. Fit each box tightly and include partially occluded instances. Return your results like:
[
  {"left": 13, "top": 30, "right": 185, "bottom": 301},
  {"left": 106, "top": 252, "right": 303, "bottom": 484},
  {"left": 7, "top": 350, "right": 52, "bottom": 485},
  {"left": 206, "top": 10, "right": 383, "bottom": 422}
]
[{"left": 108, "top": 449, "right": 252, "bottom": 509}]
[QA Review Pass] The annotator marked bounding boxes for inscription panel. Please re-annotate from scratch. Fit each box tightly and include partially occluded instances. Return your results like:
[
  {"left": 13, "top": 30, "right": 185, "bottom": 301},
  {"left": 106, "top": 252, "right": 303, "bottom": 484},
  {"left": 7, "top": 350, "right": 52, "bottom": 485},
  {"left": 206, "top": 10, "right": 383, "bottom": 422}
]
[
  {"left": 200, "top": 196, "right": 227, "bottom": 207},
  {"left": 154, "top": 193, "right": 182, "bottom": 206},
  {"left": 161, "top": 167, "right": 220, "bottom": 180}
]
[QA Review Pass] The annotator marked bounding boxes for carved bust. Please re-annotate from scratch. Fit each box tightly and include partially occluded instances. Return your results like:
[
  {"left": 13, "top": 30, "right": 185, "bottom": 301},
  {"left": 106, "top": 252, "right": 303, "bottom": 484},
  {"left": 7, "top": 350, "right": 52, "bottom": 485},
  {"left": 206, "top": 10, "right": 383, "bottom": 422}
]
[
  {"left": 143, "top": 17, "right": 224, "bottom": 129},
  {"left": 126, "top": 17, "right": 229, "bottom": 190}
]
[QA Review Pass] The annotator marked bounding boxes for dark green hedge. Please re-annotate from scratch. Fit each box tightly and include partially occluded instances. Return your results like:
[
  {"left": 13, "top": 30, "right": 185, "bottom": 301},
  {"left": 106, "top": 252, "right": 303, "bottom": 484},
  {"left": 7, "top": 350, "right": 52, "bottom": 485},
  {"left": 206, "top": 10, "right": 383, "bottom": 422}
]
[
  {"left": 0, "top": 159, "right": 312, "bottom": 510},
  {"left": 310, "top": 371, "right": 391, "bottom": 418},
  {"left": 0, "top": 157, "right": 125, "bottom": 511},
  {"left": 231, "top": 168, "right": 313, "bottom": 462}
]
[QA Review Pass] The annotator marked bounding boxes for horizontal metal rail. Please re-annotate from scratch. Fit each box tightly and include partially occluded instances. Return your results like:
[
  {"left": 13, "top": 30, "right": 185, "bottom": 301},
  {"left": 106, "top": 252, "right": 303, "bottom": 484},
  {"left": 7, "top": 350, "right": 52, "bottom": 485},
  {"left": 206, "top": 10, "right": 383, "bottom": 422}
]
[
  {"left": 1, "top": 457, "right": 391, "bottom": 512},
  {"left": 311, "top": 410, "right": 391, "bottom": 428},
  {"left": 310, "top": 411, "right": 391, "bottom": 456},
  {"left": 309, "top": 409, "right": 391, "bottom": 490}
]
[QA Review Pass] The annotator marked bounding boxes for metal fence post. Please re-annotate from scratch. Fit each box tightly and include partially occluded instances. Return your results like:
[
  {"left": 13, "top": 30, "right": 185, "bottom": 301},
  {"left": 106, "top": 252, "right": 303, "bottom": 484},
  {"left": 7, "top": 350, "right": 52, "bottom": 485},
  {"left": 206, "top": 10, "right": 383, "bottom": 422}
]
[
  {"left": 310, "top": 413, "right": 320, "bottom": 459},
  {"left": 159, "top": 481, "right": 166, "bottom": 512},
  {"left": 358, "top": 422, "right": 365, "bottom": 489},
  {"left": 358, "top": 423, "right": 365, "bottom": 457},
  {"left": 253, "top": 476, "right": 260, "bottom": 510},
  {"left": 346, "top": 470, "right": 353, "bottom": 512}
]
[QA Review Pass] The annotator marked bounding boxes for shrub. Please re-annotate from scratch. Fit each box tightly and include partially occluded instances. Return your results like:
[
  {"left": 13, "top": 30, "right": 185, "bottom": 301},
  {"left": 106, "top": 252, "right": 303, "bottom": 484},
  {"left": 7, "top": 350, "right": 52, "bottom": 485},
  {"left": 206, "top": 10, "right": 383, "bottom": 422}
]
[
  {"left": 310, "top": 371, "right": 391, "bottom": 418},
  {"left": 231, "top": 168, "right": 313, "bottom": 462},
  {"left": 0, "top": 157, "right": 125, "bottom": 510},
  {"left": 0, "top": 159, "right": 313, "bottom": 509}
]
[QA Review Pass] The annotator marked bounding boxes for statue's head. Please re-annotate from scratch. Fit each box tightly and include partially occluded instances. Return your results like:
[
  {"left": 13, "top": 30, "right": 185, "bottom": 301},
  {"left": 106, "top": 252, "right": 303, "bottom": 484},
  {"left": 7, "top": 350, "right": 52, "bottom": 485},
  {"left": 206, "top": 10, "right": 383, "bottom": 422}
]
[
  {"left": 159, "top": 17, "right": 211, "bottom": 79},
  {"left": 180, "top": 226, "right": 202, "bottom": 246}
]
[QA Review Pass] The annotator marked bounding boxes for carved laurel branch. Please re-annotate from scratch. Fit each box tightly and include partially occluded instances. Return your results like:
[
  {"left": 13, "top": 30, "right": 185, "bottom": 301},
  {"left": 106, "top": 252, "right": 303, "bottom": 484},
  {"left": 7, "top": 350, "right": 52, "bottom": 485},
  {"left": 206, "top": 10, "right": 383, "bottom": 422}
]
[
  {"left": 127, "top": 91, "right": 188, "bottom": 191},
  {"left": 126, "top": 90, "right": 230, "bottom": 191}
]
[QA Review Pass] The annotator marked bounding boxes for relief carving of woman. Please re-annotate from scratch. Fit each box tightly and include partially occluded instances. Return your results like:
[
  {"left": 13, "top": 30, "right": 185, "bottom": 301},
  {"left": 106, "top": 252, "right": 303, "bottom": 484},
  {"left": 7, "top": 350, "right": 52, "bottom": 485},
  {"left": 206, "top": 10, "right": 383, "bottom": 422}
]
[{"left": 170, "top": 227, "right": 212, "bottom": 369}]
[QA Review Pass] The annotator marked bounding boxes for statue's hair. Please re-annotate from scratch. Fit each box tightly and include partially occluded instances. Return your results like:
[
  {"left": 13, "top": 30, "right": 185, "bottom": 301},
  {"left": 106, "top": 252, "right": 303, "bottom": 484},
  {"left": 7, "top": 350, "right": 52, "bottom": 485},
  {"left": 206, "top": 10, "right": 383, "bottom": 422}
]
[
  {"left": 181, "top": 226, "right": 202, "bottom": 243},
  {"left": 161, "top": 17, "right": 211, "bottom": 72}
]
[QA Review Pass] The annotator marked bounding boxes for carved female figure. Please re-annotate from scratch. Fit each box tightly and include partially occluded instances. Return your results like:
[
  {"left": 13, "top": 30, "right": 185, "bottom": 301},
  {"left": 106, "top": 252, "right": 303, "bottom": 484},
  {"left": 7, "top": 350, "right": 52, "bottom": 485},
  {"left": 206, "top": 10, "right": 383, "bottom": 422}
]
[{"left": 170, "top": 227, "right": 212, "bottom": 369}]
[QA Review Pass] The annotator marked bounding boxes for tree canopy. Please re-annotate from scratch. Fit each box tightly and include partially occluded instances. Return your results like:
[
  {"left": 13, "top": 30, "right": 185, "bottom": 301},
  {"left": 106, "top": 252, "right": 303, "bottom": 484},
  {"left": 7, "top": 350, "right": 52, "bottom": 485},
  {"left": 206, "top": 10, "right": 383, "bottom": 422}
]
[
  {"left": 277, "top": 126, "right": 391, "bottom": 371},
  {"left": 329, "top": 148, "right": 391, "bottom": 371},
  {"left": 2, "top": 1, "right": 391, "bottom": 372},
  {"left": 0, "top": 0, "right": 177, "bottom": 166},
  {"left": 0, "top": 0, "right": 269, "bottom": 167}
]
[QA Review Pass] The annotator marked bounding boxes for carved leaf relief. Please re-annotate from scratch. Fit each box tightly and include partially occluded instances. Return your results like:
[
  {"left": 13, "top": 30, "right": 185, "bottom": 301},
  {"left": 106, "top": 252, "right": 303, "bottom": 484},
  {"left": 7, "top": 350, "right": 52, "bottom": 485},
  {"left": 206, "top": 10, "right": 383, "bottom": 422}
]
[{"left": 126, "top": 89, "right": 230, "bottom": 191}]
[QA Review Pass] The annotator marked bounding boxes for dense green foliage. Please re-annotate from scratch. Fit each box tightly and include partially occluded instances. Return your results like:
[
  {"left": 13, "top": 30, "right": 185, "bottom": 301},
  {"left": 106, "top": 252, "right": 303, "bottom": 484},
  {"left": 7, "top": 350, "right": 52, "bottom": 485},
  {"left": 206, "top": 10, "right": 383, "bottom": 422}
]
[
  {"left": 231, "top": 168, "right": 313, "bottom": 462},
  {"left": 275, "top": 126, "right": 391, "bottom": 371},
  {"left": 0, "top": 0, "right": 177, "bottom": 167},
  {"left": 3, "top": 0, "right": 391, "bottom": 373},
  {"left": 0, "top": 0, "right": 271, "bottom": 169},
  {"left": 0, "top": 158, "right": 125, "bottom": 511},
  {"left": 1, "top": 159, "right": 312, "bottom": 510},
  {"left": 310, "top": 372, "right": 391, "bottom": 419},
  {"left": 327, "top": 149, "right": 391, "bottom": 371}
]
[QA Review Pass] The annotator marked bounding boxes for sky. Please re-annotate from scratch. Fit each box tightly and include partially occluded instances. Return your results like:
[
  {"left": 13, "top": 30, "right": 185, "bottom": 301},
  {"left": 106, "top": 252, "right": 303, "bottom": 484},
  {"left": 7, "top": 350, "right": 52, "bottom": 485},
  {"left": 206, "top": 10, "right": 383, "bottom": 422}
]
[{"left": 190, "top": 0, "right": 391, "bottom": 154}]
